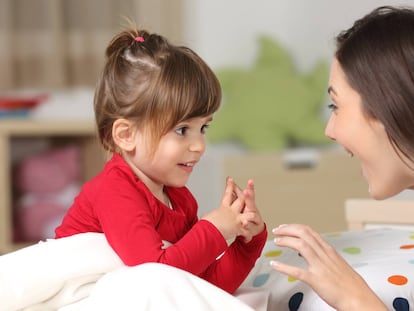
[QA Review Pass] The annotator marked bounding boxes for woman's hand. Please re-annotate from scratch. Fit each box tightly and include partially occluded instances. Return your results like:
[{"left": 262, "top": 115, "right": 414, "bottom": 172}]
[{"left": 271, "top": 224, "right": 387, "bottom": 311}]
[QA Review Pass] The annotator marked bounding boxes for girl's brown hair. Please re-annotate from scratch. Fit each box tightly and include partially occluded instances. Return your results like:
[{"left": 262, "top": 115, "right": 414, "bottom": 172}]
[
  {"left": 94, "top": 26, "right": 222, "bottom": 153},
  {"left": 335, "top": 6, "right": 414, "bottom": 166}
]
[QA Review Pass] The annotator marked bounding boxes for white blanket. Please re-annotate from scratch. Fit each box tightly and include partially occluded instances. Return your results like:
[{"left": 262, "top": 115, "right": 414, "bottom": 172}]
[
  {"left": 3, "top": 229, "right": 414, "bottom": 310},
  {"left": 0, "top": 233, "right": 123, "bottom": 311},
  {"left": 0, "top": 233, "right": 268, "bottom": 311}
]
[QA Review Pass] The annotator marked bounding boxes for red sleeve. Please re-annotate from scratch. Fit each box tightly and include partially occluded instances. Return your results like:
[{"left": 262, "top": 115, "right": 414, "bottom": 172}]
[
  {"left": 200, "top": 226, "right": 268, "bottom": 293},
  {"left": 95, "top": 170, "right": 229, "bottom": 277},
  {"left": 56, "top": 154, "right": 266, "bottom": 294}
]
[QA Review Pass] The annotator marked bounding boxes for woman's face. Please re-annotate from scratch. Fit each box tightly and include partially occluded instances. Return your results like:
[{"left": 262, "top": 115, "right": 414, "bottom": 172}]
[{"left": 325, "top": 58, "right": 414, "bottom": 199}]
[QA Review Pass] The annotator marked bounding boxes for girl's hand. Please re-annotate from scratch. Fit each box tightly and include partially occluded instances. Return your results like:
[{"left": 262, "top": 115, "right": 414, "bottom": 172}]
[
  {"left": 237, "top": 180, "right": 265, "bottom": 242},
  {"left": 271, "top": 224, "right": 387, "bottom": 311},
  {"left": 201, "top": 177, "right": 246, "bottom": 241}
]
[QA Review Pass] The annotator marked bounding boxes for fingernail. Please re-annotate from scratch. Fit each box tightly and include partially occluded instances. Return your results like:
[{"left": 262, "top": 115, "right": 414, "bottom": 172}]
[
  {"left": 272, "top": 224, "right": 287, "bottom": 232},
  {"left": 270, "top": 260, "right": 279, "bottom": 267}
]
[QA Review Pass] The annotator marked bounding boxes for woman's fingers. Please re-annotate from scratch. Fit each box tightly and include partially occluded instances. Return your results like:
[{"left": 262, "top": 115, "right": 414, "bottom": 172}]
[
  {"left": 273, "top": 224, "right": 327, "bottom": 259},
  {"left": 270, "top": 260, "right": 308, "bottom": 283}
]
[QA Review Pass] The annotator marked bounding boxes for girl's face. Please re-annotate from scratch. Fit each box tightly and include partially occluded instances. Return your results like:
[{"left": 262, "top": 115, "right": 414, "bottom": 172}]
[
  {"left": 325, "top": 58, "right": 414, "bottom": 199},
  {"left": 128, "top": 115, "right": 212, "bottom": 193}
]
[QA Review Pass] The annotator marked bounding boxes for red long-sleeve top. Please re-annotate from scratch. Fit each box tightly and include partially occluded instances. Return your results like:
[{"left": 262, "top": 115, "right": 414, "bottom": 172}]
[{"left": 55, "top": 154, "right": 267, "bottom": 293}]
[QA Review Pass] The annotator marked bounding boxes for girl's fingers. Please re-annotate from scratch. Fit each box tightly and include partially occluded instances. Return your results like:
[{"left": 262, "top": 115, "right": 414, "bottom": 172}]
[
  {"left": 243, "top": 180, "right": 257, "bottom": 213},
  {"left": 233, "top": 180, "right": 244, "bottom": 200},
  {"left": 243, "top": 189, "right": 254, "bottom": 210},
  {"left": 241, "top": 211, "right": 260, "bottom": 225},
  {"left": 221, "top": 177, "right": 235, "bottom": 206},
  {"left": 231, "top": 194, "right": 245, "bottom": 213},
  {"left": 246, "top": 179, "right": 255, "bottom": 200}
]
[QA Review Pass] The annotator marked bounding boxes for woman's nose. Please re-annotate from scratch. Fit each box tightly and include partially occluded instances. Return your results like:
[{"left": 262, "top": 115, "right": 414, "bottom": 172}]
[{"left": 324, "top": 115, "right": 336, "bottom": 141}]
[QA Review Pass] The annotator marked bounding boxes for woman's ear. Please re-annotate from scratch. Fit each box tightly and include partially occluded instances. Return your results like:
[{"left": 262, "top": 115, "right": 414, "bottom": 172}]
[{"left": 112, "top": 119, "right": 137, "bottom": 152}]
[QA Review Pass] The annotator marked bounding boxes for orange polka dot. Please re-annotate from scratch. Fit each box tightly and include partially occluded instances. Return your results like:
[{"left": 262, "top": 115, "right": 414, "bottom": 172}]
[
  {"left": 400, "top": 244, "right": 414, "bottom": 249},
  {"left": 388, "top": 275, "right": 408, "bottom": 286}
]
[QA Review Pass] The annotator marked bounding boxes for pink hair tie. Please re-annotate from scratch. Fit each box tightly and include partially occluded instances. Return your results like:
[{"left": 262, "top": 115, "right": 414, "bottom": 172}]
[{"left": 134, "top": 36, "right": 145, "bottom": 42}]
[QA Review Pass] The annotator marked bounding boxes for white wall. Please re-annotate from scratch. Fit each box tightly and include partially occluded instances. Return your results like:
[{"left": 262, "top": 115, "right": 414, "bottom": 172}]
[
  {"left": 182, "top": 0, "right": 413, "bottom": 72},
  {"left": 182, "top": 0, "right": 414, "bottom": 216}
]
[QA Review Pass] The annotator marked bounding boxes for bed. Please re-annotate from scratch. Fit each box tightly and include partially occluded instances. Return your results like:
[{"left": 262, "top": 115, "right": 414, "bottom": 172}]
[{"left": 1, "top": 199, "right": 414, "bottom": 310}]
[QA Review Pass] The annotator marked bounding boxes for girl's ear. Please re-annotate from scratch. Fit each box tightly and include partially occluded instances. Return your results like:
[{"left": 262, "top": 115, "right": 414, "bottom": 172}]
[{"left": 112, "top": 119, "right": 137, "bottom": 152}]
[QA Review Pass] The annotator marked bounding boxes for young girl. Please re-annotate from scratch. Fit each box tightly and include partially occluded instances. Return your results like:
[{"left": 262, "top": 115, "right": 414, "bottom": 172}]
[
  {"left": 55, "top": 26, "right": 267, "bottom": 294},
  {"left": 272, "top": 6, "right": 414, "bottom": 310}
]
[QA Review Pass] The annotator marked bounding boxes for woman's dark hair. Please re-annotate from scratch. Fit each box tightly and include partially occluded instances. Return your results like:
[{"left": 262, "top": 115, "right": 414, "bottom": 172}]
[
  {"left": 335, "top": 6, "right": 414, "bottom": 165},
  {"left": 94, "top": 25, "right": 222, "bottom": 153}
]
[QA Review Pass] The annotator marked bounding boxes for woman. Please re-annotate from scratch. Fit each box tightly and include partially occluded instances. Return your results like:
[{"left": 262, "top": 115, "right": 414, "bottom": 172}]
[{"left": 272, "top": 6, "right": 414, "bottom": 310}]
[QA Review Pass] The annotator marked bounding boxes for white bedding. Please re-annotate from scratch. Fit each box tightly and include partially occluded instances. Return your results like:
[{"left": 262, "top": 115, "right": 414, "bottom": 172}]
[
  {"left": 0, "top": 233, "right": 123, "bottom": 311},
  {"left": 0, "top": 233, "right": 267, "bottom": 311},
  {"left": 1, "top": 228, "right": 414, "bottom": 310},
  {"left": 241, "top": 228, "right": 414, "bottom": 310}
]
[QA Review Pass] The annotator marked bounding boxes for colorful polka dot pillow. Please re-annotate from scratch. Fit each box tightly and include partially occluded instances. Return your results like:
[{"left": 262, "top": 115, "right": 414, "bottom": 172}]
[{"left": 240, "top": 228, "right": 414, "bottom": 311}]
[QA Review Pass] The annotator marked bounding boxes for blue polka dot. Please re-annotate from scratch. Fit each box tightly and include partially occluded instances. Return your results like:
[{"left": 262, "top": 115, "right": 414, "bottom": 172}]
[
  {"left": 253, "top": 273, "right": 270, "bottom": 287},
  {"left": 288, "top": 292, "right": 303, "bottom": 311},
  {"left": 393, "top": 297, "right": 409, "bottom": 311}
]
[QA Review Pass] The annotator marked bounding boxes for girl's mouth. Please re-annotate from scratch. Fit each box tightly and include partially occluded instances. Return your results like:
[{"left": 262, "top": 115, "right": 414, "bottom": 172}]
[{"left": 178, "top": 162, "right": 195, "bottom": 172}]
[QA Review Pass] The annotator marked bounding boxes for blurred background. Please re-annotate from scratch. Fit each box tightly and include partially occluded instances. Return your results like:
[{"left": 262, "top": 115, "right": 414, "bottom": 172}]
[
  {"left": 0, "top": 0, "right": 413, "bottom": 251},
  {"left": 2, "top": 0, "right": 411, "bottom": 90}
]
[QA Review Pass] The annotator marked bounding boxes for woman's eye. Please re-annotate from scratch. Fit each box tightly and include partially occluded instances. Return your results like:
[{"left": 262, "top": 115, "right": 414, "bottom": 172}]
[
  {"left": 175, "top": 127, "right": 187, "bottom": 136},
  {"left": 327, "top": 103, "right": 338, "bottom": 112},
  {"left": 201, "top": 124, "right": 210, "bottom": 134}
]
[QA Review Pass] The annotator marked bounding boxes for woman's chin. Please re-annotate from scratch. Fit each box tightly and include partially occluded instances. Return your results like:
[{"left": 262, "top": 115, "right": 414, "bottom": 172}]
[{"left": 368, "top": 184, "right": 402, "bottom": 200}]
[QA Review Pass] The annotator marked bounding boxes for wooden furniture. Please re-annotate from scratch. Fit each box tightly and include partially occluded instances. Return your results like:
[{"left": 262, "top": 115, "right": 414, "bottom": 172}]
[
  {"left": 0, "top": 119, "right": 106, "bottom": 253},
  {"left": 223, "top": 150, "right": 371, "bottom": 237},
  {"left": 345, "top": 198, "right": 414, "bottom": 230}
]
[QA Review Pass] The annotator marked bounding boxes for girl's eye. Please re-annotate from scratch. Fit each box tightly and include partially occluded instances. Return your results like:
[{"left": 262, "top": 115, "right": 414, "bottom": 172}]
[
  {"left": 201, "top": 124, "right": 210, "bottom": 134},
  {"left": 327, "top": 103, "right": 338, "bottom": 112},
  {"left": 175, "top": 127, "right": 187, "bottom": 136}
]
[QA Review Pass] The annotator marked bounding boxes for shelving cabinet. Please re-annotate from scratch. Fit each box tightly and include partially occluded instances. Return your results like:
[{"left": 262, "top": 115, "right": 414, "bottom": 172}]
[{"left": 0, "top": 119, "right": 105, "bottom": 253}]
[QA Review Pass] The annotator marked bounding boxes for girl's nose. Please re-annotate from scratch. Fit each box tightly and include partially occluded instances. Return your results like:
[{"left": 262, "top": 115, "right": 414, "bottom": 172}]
[{"left": 189, "top": 135, "right": 206, "bottom": 153}]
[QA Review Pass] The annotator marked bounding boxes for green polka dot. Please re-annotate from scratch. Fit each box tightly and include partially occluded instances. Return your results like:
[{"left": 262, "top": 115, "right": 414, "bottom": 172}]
[
  {"left": 342, "top": 247, "right": 361, "bottom": 255},
  {"left": 265, "top": 250, "right": 283, "bottom": 257},
  {"left": 325, "top": 232, "right": 341, "bottom": 238},
  {"left": 288, "top": 276, "right": 297, "bottom": 282}
]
